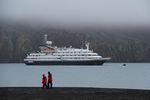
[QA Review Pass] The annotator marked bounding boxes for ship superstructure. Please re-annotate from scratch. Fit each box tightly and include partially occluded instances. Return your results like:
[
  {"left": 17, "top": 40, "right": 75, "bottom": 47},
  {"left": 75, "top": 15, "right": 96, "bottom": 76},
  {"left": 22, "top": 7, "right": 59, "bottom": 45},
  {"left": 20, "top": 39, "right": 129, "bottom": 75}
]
[{"left": 24, "top": 35, "right": 110, "bottom": 65}]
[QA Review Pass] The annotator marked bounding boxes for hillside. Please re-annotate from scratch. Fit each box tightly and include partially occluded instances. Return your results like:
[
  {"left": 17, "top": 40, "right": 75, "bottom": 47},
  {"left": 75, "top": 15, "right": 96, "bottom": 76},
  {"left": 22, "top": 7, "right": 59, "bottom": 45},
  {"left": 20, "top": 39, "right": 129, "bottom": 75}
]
[{"left": 0, "top": 22, "right": 150, "bottom": 62}]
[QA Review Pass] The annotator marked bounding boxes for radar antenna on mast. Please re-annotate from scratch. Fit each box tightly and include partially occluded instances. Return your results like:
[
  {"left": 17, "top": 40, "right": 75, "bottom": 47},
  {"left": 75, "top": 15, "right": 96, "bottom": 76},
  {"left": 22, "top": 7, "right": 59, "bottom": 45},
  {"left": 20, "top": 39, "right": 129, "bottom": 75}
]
[{"left": 44, "top": 34, "right": 48, "bottom": 44}]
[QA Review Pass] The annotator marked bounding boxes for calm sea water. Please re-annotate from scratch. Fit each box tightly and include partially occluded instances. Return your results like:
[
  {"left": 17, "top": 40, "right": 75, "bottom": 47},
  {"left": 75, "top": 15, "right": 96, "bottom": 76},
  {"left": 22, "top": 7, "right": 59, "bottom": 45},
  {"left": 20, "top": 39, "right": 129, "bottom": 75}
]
[{"left": 0, "top": 63, "right": 150, "bottom": 90}]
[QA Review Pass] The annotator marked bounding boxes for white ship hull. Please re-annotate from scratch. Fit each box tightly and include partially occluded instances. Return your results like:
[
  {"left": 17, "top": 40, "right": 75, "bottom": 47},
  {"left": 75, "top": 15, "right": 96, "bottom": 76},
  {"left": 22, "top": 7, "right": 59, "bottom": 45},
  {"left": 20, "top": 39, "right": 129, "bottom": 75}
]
[{"left": 24, "top": 59, "right": 108, "bottom": 65}]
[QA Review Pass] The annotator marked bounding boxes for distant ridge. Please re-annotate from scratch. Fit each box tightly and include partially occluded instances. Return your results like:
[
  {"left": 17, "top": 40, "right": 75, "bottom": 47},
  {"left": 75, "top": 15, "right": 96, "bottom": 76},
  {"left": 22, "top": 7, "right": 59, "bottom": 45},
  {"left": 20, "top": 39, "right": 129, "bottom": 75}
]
[{"left": 0, "top": 22, "right": 150, "bottom": 63}]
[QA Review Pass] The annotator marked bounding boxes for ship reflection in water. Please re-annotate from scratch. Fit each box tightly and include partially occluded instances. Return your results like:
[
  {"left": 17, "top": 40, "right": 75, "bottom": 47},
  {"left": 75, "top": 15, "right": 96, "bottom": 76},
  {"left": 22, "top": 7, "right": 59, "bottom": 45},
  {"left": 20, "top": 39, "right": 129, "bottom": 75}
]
[{"left": 24, "top": 35, "right": 110, "bottom": 65}]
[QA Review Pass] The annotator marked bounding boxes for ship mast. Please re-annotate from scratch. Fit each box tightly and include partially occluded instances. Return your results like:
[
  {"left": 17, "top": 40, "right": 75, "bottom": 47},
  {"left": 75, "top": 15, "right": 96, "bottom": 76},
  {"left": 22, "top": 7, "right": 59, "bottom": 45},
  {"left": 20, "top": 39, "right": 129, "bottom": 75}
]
[
  {"left": 44, "top": 34, "right": 52, "bottom": 47},
  {"left": 44, "top": 34, "right": 48, "bottom": 44}
]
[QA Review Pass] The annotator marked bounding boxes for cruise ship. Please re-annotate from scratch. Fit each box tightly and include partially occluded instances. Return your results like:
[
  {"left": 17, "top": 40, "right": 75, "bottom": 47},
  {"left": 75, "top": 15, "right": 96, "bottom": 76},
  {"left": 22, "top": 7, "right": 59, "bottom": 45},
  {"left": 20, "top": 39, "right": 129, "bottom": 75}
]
[{"left": 24, "top": 35, "right": 110, "bottom": 65}]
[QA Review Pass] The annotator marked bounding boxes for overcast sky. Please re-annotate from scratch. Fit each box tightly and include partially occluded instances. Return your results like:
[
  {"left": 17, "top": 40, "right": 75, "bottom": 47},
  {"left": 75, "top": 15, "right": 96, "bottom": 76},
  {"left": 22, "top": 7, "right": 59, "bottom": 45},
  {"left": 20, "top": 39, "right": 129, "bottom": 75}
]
[{"left": 0, "top": 0, "right": 150, "bottom": 27}]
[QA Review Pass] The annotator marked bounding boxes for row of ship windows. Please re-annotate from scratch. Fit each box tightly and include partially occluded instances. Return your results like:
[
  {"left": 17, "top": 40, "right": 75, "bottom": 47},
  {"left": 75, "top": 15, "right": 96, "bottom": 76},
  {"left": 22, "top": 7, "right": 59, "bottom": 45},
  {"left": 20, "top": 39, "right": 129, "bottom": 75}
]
[
  {"left": 28, "top": 58, "right": 95, "bottom": 59},
  {"left": 56, "top": 52, "right": 92, "bottom": 53},
  {"left": 53, "top": 54, "right": 97, "bottom": 56},
  {"left": 31, "top": 55, "right": 97, "bottom": 56}
]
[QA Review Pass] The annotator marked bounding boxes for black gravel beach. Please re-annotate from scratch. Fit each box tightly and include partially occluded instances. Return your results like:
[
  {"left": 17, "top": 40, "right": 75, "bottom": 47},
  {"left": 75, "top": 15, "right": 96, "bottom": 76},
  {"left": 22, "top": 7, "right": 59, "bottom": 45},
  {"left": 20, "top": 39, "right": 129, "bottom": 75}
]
[{"left": 0, "top": 87, "right": 150, "bottom": 100}]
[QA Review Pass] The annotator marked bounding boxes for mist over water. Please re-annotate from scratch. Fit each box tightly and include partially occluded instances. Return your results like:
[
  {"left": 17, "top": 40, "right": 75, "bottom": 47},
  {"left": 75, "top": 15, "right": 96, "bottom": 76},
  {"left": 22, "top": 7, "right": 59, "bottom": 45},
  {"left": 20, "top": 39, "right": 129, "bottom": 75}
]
[{"left": 1, "top": 0, "right": 150, "bottom": 28}]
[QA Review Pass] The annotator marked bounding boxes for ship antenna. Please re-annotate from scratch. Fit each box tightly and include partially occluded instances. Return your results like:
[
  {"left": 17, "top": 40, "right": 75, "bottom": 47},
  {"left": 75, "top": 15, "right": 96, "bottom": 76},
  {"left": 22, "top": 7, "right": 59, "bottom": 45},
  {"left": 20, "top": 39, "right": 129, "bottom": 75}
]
[{"left": 85, "top": 42, "right": 90, "bottom": 50}]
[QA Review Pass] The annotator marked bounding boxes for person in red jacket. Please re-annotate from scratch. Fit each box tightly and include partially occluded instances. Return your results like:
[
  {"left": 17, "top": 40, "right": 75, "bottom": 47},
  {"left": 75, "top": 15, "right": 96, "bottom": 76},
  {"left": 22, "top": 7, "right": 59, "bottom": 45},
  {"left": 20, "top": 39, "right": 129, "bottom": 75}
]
[
  {"left": 42, "top": 74, "right": 47, "bottom": 88},
  {"left": 47, "top": 72, "right": 53, "bottom": 88}
]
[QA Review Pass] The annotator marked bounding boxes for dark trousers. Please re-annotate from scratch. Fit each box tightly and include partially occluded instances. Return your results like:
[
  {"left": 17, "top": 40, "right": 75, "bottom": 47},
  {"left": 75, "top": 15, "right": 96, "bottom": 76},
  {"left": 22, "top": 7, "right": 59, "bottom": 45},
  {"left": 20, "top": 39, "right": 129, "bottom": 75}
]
[
  {"left": 42, "top": 83, "right": 47, "bottom": 88},
  {"left": 47, "top": 81, "right": 53, "bottom": 88}
]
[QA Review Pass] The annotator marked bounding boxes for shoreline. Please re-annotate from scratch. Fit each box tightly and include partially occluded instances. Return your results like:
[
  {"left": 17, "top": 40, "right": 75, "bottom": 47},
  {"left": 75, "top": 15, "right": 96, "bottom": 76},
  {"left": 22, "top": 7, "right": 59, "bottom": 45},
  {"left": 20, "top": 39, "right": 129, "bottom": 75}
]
[
  {"left": 1, "top": 62, "right": 150, "bottom": 64},
  {"left": 1, "top": 87, "right": 150, "bottom": 100}
]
